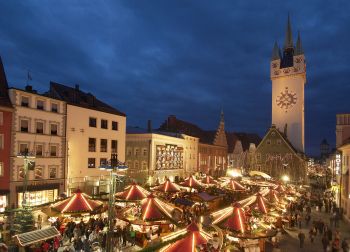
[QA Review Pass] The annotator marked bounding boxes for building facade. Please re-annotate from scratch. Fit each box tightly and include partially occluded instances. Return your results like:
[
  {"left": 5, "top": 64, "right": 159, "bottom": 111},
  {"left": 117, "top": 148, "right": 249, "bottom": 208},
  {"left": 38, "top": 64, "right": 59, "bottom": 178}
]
[
  {"left": 0, "top": 57, "right": 13, "bottom": 212},
  {"left": 126, "top": 130, "right": 198, "bottom": 184},
  {"left": 8, "top": 87, "right": 66, "bottom": 207},
  {"left": 48, "top": 82, "right": 126, "bottom": 196},
  {"left": 270, "top": 16, "right": 306, "bottom": 153}
]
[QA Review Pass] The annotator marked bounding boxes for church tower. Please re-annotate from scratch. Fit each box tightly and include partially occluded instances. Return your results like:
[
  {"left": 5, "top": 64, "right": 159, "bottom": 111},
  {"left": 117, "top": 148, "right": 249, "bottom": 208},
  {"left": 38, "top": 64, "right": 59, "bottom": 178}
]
[{"left": 270, "top": 15, "right": 306, "bottom": 152}]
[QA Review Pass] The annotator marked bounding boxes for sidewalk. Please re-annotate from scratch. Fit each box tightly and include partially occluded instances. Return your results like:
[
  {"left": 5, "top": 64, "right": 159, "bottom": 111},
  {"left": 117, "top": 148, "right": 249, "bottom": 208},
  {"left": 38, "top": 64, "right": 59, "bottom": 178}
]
[{"left": 273, "top": 208, "right": 350, "bottom": 252}]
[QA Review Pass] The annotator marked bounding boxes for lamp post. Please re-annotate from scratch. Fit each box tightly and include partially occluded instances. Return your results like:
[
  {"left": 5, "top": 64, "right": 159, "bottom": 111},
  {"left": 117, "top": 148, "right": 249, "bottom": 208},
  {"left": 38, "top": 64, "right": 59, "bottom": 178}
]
[
  {"left": 99, "top": 153, "right": 128, "bottom": 252},
  {"left": 17, "top": 148, "right": 35, "bottom": 207}
]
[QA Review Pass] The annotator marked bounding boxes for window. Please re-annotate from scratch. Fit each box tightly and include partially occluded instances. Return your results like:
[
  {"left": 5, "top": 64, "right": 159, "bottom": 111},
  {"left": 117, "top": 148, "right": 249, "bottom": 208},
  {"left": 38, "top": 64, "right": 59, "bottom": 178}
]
[
  {"left": 51, "top": 103, "right": 58, "bottom": 113},
  {"left": 0, "top": 134, "right": 3, "bottom": 149},
  {"left": 18, "top": 166, "right": 25, "bottom": 180},
  {"left": 267, "top": 139, "right": 271, "bottom": 145},
  {"left": 89, "top": 138, "right": 96, "bottom": 152},
  {"left": 135, "top": 148, "right": 139, "bottom": 156},
  {"left": 134, "top": 161, "right": 139, "bottom": 169},
  {"left": 111, "top": 140, "right": 118, "bottom": 153},
  {"left": 34, "top": 167, "right": 43, "bottom": 179},
  {"left": 20, "top": 119, "right": 29, "bottom": 132},
  {"left": 143, "top": 148, "right": 147, "bottom": 156},
  {"left": 49, "top": 166, "right": 57, "bottom": 179},
  {"left": 21, "top": 96, "right": 29, "bottom": 107},
  {"left": 112, "top": 121, "right": 118, "bottom": 131},
  {"left": 101, "top": 119, "right": 108, "bottom": 129},
  {"left": 0, "top": 112, "right": 3, "bottom": 125},
  {"left": 36, "top": 121, "right": 44, "bottom": 134},
  {"left": 0, "top": 162, "right": 3, "bottom": 176},
  {"left": 100, "top": 158, "right": 107, "bottom": 166},
  {"left": 89, "top": 117, "right": 97, "bottom": 127},
  {"left": 127, "top": 147, "right": 132, "bottom": 156},
  {"left": 88, "top": 158, "right": 96, "bottom": 168},
  {"left": 19, "top": 143, "right": 28, "bottom": 155},
  {"left": 37, "top": 100, "right": 44, "bottom": 110},
  {"left": 50, "top": 145, "right": 57, "bottom": 157},
  {"left": 277, "top": 139, "right": 282, "bottom": 145},
  {"left": 35, "top": 144, "right": 43, "bottom": 157},
  {"left": 50, "top": 123, "right": 58, "bottom": 135},
  {"left": 100, "top": 139, "right": 107, "bottom": 152},
  {"left": 142, "top": 162, "right": 147, "bottom": 170}
]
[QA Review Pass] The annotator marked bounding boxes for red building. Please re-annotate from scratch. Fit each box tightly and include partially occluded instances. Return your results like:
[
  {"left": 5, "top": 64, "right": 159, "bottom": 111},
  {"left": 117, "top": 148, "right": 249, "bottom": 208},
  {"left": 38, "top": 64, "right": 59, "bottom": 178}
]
[{"left": 0, "top": 57, "right": 13, "bottom": 211}]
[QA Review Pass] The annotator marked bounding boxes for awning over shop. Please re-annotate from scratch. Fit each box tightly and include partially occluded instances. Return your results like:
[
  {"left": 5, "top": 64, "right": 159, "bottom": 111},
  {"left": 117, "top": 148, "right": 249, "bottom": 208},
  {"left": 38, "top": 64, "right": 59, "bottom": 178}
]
[{"left": 14, "top": 227, "right": 60, "bottom": 247}]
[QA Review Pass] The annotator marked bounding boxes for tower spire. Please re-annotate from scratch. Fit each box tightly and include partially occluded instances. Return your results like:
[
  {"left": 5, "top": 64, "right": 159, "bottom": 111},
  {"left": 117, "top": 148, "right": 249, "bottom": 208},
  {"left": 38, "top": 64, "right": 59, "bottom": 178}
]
[
  {"left": 284, "top": 14, "right": 294, "bottom": 50},
  {"left": 220, "top": 108, "right": 224, "bottom": 123},
  {"left": 295, "top": 31, "right": 303, "bottom": 55},
  {"left": 271, "top": 41, "right": 281, "bottom": 60}
]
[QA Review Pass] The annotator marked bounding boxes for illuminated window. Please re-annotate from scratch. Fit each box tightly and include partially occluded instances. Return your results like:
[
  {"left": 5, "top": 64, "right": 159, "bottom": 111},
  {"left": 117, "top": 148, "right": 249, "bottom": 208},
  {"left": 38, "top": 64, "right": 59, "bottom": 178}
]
[
  {"left": 19, "top": 143, "right": 29, "bottom": 155},
  {"left": 88, "top": 158, "right": 96, "bottom": 168},
  {"left": 100, "top": 158, "right": 107, "bottom": 166}
]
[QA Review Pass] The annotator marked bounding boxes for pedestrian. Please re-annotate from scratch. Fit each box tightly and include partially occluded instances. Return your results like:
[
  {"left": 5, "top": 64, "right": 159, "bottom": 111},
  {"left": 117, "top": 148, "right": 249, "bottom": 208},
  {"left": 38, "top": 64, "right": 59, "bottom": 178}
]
[
  {"left": 298, "top": 214, "right": 302, "bottom": 229},
  {"left": 298, "top": 231, "right": 305, "bottom": 248},
  {"left": 327, "top": 228, "right": 333, "bottom": 242},
  {"left": 305, "top": 214, "right": 311, "bottom": 226},
  {"left": 333, "top": 238, "right": 340, "bottom": 252},
  {"left": 322, "top": 234, "right": 329, "bottom": 252},
  {"left": 309, "top": 228, "right": 315, "bottom": 243},
  {"left": 341, "top": 239, "right": 349, "bottom": 252}
]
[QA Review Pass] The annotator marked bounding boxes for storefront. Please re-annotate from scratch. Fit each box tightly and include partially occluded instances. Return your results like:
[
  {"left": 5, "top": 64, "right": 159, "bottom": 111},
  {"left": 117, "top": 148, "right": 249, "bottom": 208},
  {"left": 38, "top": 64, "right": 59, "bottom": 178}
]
[{"left": 16, "top": 183, "right": 60, "bottom": 207}]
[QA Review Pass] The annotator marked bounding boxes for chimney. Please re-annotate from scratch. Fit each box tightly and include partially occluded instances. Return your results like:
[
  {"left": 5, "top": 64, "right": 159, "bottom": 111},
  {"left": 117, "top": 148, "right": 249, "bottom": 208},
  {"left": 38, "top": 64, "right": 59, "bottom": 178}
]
[{"left": 147, "top": 120, "right": 152, "bottom": 133}]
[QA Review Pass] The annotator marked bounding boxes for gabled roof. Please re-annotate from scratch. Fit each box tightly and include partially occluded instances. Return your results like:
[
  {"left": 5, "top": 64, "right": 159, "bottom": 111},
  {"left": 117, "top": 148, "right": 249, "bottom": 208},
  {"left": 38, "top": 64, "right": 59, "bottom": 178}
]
[
  {"left": 226, "top": 132, "right": 261, "bottom": 153},
  {"left": 48, "top": 81, "right": 125, "bottom": 116},
  {"left": 158, "top": 115, "right": 223, "bottom": 145},
  {"left": 0, "top": 57, "right": 12, "bottom": 108}
]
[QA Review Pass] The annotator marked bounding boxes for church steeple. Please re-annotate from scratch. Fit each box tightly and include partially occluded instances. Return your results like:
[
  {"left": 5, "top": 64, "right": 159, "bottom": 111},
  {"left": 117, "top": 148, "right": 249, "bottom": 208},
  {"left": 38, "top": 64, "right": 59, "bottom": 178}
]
[
  {"left": 284, "top": 14, "right": 294, "bottom": 50},
  {"left": 295, "top": 31, "right": 303, "bottom": 55},
  {"left": 213, "top": 108, "right": 227, "bottom": 147},
  {"left": 271, "top": 41, "right": 281, "bottom": 61},
  {"left": 220, "top": 108, "right": 224, "bottom": 123}
]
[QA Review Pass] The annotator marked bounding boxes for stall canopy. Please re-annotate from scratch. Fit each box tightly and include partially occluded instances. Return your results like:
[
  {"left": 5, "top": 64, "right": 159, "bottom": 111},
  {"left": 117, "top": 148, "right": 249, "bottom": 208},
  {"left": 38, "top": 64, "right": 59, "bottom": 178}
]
[
  {"left": 227, "top": 178, "right": 246, "bottom": 191},
  {"left": 51, "top": 189, "right": 103, "bottom": 214},
  {"left": 141, "top": 194, "right": 180, "bottom": 222},
  {"left": 160, "top": 222, "right": 212, "bottom": 252},
  {"left": 252, "top": 193, "right": 268, "bottom": 214},
  {"left": 153, "top": 179, "right": 181, "bottom": 193},
  {"left": 268, "top": 189, "right": 279, "bottom": 203},
  {"left": 249, "top": 171, "right": 272, "bottom": 179},
  {"left": 201, "top": 175, "right": 217, "bottom": 185},
  {"left": 14, "top": 227, "right": 61, "bottom": 247},
  {"left": 181, "top": 175, "right": 202, "bottom": 189},
  {"left": 212, "top": 203, "right": 246, "bottom": 233},
  {"left": 275, "top": 184, "right": 286, "bottom": 194},
  {"left": 116, "top": 183, "right": 150, "bottom": 201}
]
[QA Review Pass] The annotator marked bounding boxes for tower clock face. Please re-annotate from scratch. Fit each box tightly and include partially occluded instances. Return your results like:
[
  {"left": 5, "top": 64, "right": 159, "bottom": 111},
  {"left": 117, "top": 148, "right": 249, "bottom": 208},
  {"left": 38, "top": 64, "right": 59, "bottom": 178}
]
[{"left": 276, "top": 87, "right": 297, "bottom": 112}]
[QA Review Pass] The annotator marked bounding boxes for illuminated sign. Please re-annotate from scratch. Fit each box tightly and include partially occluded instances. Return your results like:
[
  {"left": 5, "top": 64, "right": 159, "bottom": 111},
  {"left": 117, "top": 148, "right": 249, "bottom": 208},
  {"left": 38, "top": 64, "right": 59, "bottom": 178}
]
[{"left": 335, "top": 154, "right": 341, "bottom": 175}]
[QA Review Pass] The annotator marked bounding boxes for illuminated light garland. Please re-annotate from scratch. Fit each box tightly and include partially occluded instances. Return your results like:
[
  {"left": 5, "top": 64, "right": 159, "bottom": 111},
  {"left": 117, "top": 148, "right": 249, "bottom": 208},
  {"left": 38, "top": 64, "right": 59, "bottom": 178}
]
[
  {"left": 126, "top": 186, "right": 135, "bottom": 200},
  {"left": 165, "top": 181, "right": 169, "bottom": 192},
  {"left": 236, "top": 208, "right": 245, "bottom": 233},
  {"left": 61, "top": 194, "right": 77, "bottom": 213},
  {"left": 143, "top": 198, "right": 152, "bottom": 221},
  {"left": 161, "top": 229, "right": 187, "bottom": 242},
  {"left": 192, "top": 233, "right": 195, "bottom": 252},
  {"left": 81, "top": 193, "right": 93, "bottom": 211},
  {"left": 259, "top": 196, "right": 267, "bottom": 214}
]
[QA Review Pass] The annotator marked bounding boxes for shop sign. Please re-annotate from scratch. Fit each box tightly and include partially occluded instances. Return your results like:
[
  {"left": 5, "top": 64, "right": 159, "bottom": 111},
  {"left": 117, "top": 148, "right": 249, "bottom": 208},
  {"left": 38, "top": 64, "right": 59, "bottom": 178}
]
[{"left": 335, "top": 154, "right": 341, "bottom": 175}]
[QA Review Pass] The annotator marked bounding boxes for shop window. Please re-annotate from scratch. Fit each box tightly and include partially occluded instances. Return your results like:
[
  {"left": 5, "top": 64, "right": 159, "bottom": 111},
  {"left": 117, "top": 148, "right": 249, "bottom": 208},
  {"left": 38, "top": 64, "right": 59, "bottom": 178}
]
[
  {"left": 21, "top": 96, "right": 29, "bottom": 107},
  {"left": 50, "top": 123, "right": 58, "bottom": 135},
  {"left": 89, "top": 138, "right": 96, "bottom": 152},
  {"left": 37, "top": 100, "right": 45, "bottom": 110},
  {"left": 20, "top": 119, "right": 29, "bottom": 132},
  {"left": 36, "top": 144, "right": 43, "bottom": 157},
  {"left": 111, "top": 140, "right": 118, "bottom": 153},
  {"left": 49, "top": 166, "right": 57, "bottom": 179},
  {"left": 51, "top": 103, "right": 58, "bottom": 113},
  {"left": 88, "top": 158, "right": 96, "bottom": 168},
  {"left": 36, "top": 121, "right": 44, "bottom": 134},
  {"left": 34, "top": 167, "right": 43, "bottom": 179},
  {"left": 17, "top": 189, "right": 58, "bottom": 207},
  {"left": 89, "top": 117, "right": 97, "bottom": 127},
  {"left": 112, "top": 121, "right": 118, "bottom": 131},
  {"left": 50, "top": 145, "right": 57, "bottom": 157},
  {"left": 101, "top": 119, "right": 108, "bottom": 129},
  {"left": 100, "top": 139, "right": 107, "bottom": 152},
  {"left": 0, "top": 162, "right": 3, "bottom": 176}
]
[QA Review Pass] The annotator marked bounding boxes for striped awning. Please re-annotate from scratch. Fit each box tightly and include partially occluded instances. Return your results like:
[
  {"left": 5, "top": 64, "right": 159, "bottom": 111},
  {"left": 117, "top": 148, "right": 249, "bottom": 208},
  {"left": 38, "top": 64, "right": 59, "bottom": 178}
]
[{"left": 14, "top": 227, "right": 61, "bottom": 247}]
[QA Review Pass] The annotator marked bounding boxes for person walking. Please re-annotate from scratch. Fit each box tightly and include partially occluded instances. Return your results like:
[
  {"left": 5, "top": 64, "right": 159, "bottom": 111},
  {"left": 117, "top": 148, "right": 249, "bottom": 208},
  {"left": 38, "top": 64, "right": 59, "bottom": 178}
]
[
  {"left": 322, "top": 234, "right": 329, "bottom": 252},
  {"left": 298, "top": 231, "right": 305, "bottom": 249},
  {"left": 309, "top": 227, "right": 315, "bottom": 243},
  {"left": 341, "top": 239, "right": 349, "bottom": 252}
]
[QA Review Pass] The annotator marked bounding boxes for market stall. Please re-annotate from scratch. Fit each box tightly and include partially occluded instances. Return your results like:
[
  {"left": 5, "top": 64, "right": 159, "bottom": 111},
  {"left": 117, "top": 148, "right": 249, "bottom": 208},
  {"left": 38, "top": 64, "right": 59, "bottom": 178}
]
[{"left": 115, "top": 183, "right": 150, "bottom": 201}]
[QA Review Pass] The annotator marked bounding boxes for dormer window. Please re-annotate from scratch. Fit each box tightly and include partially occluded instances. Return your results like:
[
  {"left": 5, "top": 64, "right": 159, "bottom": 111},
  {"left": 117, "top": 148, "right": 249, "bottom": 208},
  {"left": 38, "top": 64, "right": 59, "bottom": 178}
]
[
  {"left": 21, "top": 96, "right": 29, "bottom": 107},
  {"left": 51, "top": 103, "right": 58, "bottom": 113}
]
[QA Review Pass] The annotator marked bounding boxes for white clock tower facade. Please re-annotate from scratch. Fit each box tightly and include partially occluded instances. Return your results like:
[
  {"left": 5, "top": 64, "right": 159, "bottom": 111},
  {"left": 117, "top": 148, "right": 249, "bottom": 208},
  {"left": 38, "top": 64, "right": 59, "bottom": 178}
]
[{"left": 270, "top": 16, "right": 306, "bottom": 152}]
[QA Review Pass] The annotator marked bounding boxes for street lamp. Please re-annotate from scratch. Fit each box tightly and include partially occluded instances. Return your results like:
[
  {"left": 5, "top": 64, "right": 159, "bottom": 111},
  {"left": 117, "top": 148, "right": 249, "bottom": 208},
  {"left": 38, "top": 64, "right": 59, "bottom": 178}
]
[
  {"left": 17, "top": 148, "right": 35, "bottom": 207},
  {"left": 99, "top": 153, "right": 128, "bottom": 252},
  {"left": 281, "top": 175, "right": 290, "bottom": 183}
]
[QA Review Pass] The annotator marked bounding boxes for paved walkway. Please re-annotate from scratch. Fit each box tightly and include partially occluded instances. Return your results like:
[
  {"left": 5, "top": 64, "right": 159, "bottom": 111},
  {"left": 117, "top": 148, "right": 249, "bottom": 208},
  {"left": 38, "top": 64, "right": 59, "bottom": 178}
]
[{"left": 274, "top": 208, "right": 350, "bottom": 252}]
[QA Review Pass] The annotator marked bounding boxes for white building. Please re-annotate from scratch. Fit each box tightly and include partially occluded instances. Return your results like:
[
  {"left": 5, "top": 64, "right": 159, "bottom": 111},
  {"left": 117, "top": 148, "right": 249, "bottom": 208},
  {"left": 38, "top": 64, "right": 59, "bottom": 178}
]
[
  {"left": 49, "top": 82, "right": 126, "bottom": 195},
  {"left": 126, "top": 128, "right": 198, "bottom": 184},
  {"left": 8, "top": 86, "right": 66, "bottom": 207}
]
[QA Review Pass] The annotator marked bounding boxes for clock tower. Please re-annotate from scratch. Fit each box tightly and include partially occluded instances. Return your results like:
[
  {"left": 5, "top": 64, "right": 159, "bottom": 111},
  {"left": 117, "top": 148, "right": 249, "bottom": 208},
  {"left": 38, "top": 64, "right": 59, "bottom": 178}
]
[{"left": 270, "top": 15, "right": 306, "bottom": 152}]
